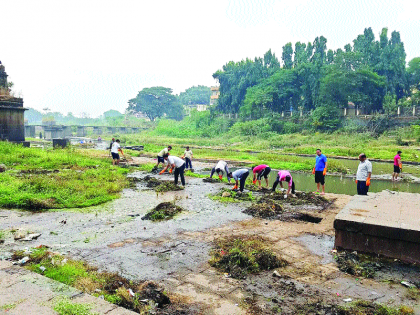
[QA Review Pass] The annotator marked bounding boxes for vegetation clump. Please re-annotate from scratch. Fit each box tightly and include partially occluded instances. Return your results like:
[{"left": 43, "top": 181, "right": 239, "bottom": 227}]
[
  {"left": 335, "top": 251, "right": 383, "bottom": 278},
  {"left": 140, "top": 175, "right": 184, "bottom": 192},
  {"left": 209, "top": 236, "right": 287, "bottom": 279},
  {"left": 142, "top": 202, "right": 184, "bottom": 221},
  {"left": 53, "top": 298, "right": 97, "bottom": 315},
  {"left": 209, "top": 188, "right": 255, "bottom": 203},
  {"left": 243, "top": 200, "right": 283, "bottom": 219}
]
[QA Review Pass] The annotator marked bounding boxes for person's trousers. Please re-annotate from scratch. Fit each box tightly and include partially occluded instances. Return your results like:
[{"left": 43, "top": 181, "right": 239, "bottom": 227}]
[
  {"left": 272, "top": 175, "right": 280, "bottom": 191},
  {"left": 239, "top": 171, "right": 249, "bottom": 192},
  {"left": 174, "top": 164, "right": 186, "bottom": 186},
  {"left": 357, "top": 180, "right": 369, "bottom": 195},
  {"left": 185, "top": 158, "right": 192, "bottom": 169}
]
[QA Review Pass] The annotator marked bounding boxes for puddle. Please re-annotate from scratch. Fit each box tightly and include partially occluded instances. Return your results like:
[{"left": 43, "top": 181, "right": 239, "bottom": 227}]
[{"left": 294, "top": 234, "right": 335, "bottom": 264}]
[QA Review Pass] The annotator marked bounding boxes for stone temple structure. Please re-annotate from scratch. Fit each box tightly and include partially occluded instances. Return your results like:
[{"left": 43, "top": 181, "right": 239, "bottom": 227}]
[{"left": 0, "top": 61, "right": 28, "bottom": 144}]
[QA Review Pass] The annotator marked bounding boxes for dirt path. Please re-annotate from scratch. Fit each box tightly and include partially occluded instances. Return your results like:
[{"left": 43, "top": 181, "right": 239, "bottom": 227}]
[{"left": 1, "top": 157, "right": 419, "bottom": 314}]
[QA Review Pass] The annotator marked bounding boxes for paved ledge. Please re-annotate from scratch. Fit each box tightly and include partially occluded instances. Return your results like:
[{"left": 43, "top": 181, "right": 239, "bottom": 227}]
[
  {"left": 334, "top": 190, "right": 420, "bottom": 263},
  {"left": 0, "top": 260, "right": 137, "bottom": 315}
]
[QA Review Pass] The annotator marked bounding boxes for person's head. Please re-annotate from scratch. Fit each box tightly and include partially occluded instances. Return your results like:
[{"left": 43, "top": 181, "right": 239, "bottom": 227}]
[
  {"left": 116, "top": 139, "right": 120, "bottom": 143},
  {"left": 163, "top": 154, "right": 169, "bottom": 160},
  {"left": 359, "top": 153, "right": 367, "bottom": 161},
  {"left": 316, "top": 149, "right": 322, "bottom": 156},
  {"left": 285, "top": 175, "right": 295, "bottom": 194},
  {"left": 112, "top": 138, "right": 115, "bottom": 141},
  {"left": 285, "top": 175, "right": 291, "bottom": 182},
  {"left": 186, "top": 146, "right": 189, "bottom": 150},
  {"left": 168, "top": 146, "right": 172, "bottom": 151},
  {"left": 227, "top": 172, "right": 232, "bottom": 178},
  {"left": 397, "top": 150, "right": 402, "bottom": 155},
  {"left": 251, "top": 165, "right": 257, "bottom": 171}
]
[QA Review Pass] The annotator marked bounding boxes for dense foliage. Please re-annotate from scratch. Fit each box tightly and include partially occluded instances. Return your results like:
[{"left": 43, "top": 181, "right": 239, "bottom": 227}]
[
  {"left": 213, "top": 27, "right": 418, "bottom": 123},
  {"left": 178, "top": 85, "right": 211, "bottom": 105}
]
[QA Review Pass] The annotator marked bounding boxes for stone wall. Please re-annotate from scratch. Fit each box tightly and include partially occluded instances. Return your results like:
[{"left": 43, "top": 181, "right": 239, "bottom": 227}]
[{"left": 0, "top": 98, "right": 26, "bottom": 142}]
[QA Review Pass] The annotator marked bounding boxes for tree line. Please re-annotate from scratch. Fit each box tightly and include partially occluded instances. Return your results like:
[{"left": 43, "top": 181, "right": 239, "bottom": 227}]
[{"left": 213, "top": 27, "right": 420, "bottom": 120}]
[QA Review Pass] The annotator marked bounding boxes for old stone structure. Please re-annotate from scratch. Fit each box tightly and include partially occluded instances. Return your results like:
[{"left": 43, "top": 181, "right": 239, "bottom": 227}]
[{"left": 0, "top": 61, "right": 27, "bottom": 143}]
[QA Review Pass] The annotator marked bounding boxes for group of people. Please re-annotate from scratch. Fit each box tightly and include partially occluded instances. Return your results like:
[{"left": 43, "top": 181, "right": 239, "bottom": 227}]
[{"left": 107, "top": 142, "right": 403, "bottom": 196}]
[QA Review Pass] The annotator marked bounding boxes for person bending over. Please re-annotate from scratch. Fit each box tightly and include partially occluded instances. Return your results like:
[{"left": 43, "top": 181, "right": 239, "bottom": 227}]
[
  {"left": 252, "top": 164, "right": 271, "bottom": 189},
  {"left": 210, "top": 160, "right": 231, "bottom": 182},
  {"left": 228, "top": 169, "right": 249, "bottom": 192},
  {"left": 272, "top": 170, "right": 295, "bottom": 196},
  {"left": 160, "top": 154, "right": 186, "bottom": 186},
  {"left": 155, "top": 146, "right": 172, "bottom": 169}
]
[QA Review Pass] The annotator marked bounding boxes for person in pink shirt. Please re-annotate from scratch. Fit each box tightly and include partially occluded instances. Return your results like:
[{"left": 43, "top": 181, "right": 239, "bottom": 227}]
[
  {"left": 252, "top": 164, "right": 271, "bottom": 189},
  {"left": 272, "top": 170, "right": 295, "bottom": 195},
  {"left": 392, "top": 151, "right": 402, "bottom": 181}
]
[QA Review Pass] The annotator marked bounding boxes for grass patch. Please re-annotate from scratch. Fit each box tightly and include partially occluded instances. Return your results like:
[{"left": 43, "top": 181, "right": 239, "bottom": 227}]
[
  {"left": 0, "top": 230, "right": 5, "bottom": 242},
  {"left": 335, "top": 251, "right": 383, "bottom": 278},
  {"left": 209, "top": 235, "right": 287, "bottom": 279},
  {"left": 405, "top": 287, "right": 420, "bottom": 301},
  {"left": 0, "top": 142, "right": 130, "bottom": 210},
  {"left": 54, "top": 298, "right": 97, "bottom": 315},
  {"left": 0, "top": 303, "right": 17, "bottom": 311},
  {"left": 142, "top": 202, "right": 184, "bottom": 221}
]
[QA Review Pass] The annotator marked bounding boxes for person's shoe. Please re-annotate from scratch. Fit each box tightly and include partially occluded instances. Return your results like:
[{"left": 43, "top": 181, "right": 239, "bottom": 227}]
[{"left": 320, "top": 192, "right": 325, "bottom": 195}]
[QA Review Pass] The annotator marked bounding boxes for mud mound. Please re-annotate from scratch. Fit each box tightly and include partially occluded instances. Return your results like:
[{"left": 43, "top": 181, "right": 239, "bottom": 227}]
[
  {"left": 142, "top": 175, "right": 163, "bottom": 188},
  {"left": 263, "top": 191, "right": 331, "bottom": 207},
  {"left": 209, "top": 188, "right": 255, "bottom": 203},
  {"left": 246, "top": 185, "right": 272, "bottom": 193},
  {"left": 243, "top": 201, "right": 283, "bottom": 218},
  {"left": 202, "top": 177, "right": 220, "bottom": 183},
  {"left": 136, "top": 281, "right": 170, "bottom": 306},
  {"left": 142, "top": 202, "right": 184, "bottom": 221},
  {"left": 209, "top": 235, "right": 287, "bottom": 279},
  {"left": 155, "top": 182, "right": 184, "bottom": 192}
]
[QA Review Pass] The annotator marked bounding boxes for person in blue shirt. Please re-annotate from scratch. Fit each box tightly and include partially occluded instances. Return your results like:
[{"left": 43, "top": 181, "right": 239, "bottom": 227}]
[
  {"left": 228, "top": 169, "right": 249, "bottom": 192},
  {"left": 312, "top": 149, "right": 328, "bottom": 195}
]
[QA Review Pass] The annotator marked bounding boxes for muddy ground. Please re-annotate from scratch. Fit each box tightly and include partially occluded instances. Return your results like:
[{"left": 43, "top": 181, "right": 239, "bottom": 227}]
[{"left": 0, "top": 156, "right": 419, "bottom": 314}]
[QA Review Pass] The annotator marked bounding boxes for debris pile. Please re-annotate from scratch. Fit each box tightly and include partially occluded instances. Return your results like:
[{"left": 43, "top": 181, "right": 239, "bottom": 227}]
[
  {"left": 243, "top": 200, "right": 283, "bottom": 218},
  {"left": 140, "top": 175, "right": 184, "bottom": 192},
  {"left": 142, "top": 202, "right": 184, "bottom": 221}
]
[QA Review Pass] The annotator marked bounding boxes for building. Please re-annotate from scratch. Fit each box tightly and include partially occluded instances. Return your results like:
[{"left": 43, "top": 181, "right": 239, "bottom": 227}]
[
  {"left": 0, "top": 61, "right": 28, "bottom": 144},
  {"left": 210, "top": 86, "right": 220, "bottom": 106},
  {"left": 183, "top": 104, "right": 208, "bottom": 116}
]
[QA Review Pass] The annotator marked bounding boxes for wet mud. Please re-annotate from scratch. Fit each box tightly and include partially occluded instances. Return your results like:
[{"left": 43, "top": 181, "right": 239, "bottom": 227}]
[{"left": 134, "top": 175, "right": 184, "bottom": 192}]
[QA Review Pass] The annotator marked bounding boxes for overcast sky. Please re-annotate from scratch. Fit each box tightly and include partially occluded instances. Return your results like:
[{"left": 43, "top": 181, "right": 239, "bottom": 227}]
[{"left": 2, "top": 0, "right": 419, "bottom": 117}]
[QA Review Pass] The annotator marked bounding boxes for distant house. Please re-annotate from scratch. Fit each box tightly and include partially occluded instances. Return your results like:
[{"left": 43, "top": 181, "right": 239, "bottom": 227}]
[
  {"left": 210, "top": 86, "right": 220, "bottom": 106},
  {"left": 184, "top": 104, "right": 208, "bottom": 116}
]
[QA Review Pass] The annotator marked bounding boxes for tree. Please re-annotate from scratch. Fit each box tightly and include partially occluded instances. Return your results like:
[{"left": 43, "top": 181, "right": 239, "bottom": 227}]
[
  {"left": 178, "top": 86, "right": 211, "bottom": 105},
  {"left": 281, "top": 43, "right": 293, "bottom": 69},
  {"left": 407, "top": 57, "right": 420, "bottom": 89},
  {"left": 128, "top": 87, "right": 183, "bottom": 121},
  {"left": 103, "top": 110, "right": 123, "bottom": 118}
]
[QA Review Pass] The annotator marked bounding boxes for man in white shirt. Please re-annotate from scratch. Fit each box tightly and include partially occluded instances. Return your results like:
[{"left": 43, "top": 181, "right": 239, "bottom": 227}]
[
  {"left": 111, "top": 139, "right": 124, "bottom": 165},
  {"left": 160, "top": 154, "right": 186, "bottom": 186},
  {"left": 155, "top": 146, "right": 172, "bottom": 168},
  {"left": 356, "top": 153, "right": 372, "bottom": 195},
  {"left": 210, "top": 160, "right": 231, "bottom": 182}
]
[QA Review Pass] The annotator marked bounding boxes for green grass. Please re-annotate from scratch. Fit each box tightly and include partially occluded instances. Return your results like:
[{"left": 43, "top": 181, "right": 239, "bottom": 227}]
[
  {"left": 0, "top": 142, "right": 130, "bottom": 210},
  {"left": 54, "top": 298, "right": 97, "bottom": 315},
  {"left": 0, "top": 230, "right": 5, "bottom": 241},
  {"left": 0, "top": 303, "right": 17, "bottom": 311},
  {"left": 337, "top": 300, "right": 414, "bottom": 314},
  {"left": 208, "top": 188, "right": 255, "bottom": 203}
]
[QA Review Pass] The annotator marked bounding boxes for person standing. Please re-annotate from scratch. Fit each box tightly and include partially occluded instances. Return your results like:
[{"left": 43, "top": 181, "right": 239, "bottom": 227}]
[
  {"left": 228, "top": 169, "right": 249, "bottom": 192},
  {"left": 160, "top": 154, "right": 186, "bottom": 186},
  {"left": 252, "top": 164, "right": 271, "bottom": 189},
  {"left": 111, "top": 139, "right": 124, "bottom": 165},
  {"left": 109, "top": 138, "right": 115, "bottom": 156},
  {"left": 182, "top": 146, "right": 193, "bottom": 170},
  {"left": 155, "top": 146, "right": 172, "bottom": 169},
  {"left": 356, "top": 153, "right": 372, "bottom": 195},
  {"left": 392, "top": 151, "right": 402, "bottom": 181},
  {"left": 210, "top": 160, "right": 231, "bottom": 182},
  {"left": 313, "top": 149, "right": 328, "bottom": 195},
  {"left": 272, "top": 170, "right": 295, "bottom": 195}
]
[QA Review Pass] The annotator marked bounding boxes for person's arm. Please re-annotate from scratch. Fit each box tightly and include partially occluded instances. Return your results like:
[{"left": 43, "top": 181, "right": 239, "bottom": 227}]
[
  {"left": 159, "top": 163, "right": 169, "bottom": 174},
  {"left": 210, "top": 167, "right": 215, "bottom": 178},
  {"left": 323, "top": 157, "right": 328, "bottom": 175},
  {"left": 225, "top": 165, "right": 231, "bottom": 183},
  {"left": 366, "top": 162, "right": 372, "bottom": 186}
]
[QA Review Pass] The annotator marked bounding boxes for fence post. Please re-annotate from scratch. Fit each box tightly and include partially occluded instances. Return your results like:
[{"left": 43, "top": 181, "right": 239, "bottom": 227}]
[
  {"left": 281, "top": 111, "right": 284, "bottom": 117},
  {"left": 413, "top": 105, "right": 416, "bottom": 116},
  {"left": 344, "top": 108, "right": 347, "bottom": 116},
  {"left": 397, "top": 106, "right": 400, "bottom": 116}
]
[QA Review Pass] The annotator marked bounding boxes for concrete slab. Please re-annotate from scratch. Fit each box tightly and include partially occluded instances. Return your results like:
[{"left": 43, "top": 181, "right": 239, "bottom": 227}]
[{"left": 334, "top": 190, "right": 420, "bottom": 263}]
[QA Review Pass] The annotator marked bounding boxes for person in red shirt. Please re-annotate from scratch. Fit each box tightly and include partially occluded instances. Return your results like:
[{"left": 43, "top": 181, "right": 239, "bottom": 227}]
[
  {"left": 392, "top": 151, "right": 402, "bottom": 181},
  {"left": 252, "top": 164, "right": 271, "bottom": 189}
]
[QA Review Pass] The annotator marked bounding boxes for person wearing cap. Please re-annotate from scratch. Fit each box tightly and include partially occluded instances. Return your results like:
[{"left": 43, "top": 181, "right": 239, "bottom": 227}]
[
  {"left": 160, "top": 154, "right": 186, "bottom": 186},
  {"left": 356, "top": 153, "right": 372, "bottom": 195},
  {"left": 392, "top": 151, "right": 402, "bottom": 181},
  {"left": 155, "top": 146, "right": 172, "bottom": 169},
  {"left": 252, "top": 164, "right": 271, "bottom": 189},
  {"left": 210, "top": 160, "right": 231, "bottom": 182},
  {"left": 228, "top": 169, "right": 249, "bottom": 192},
  {"left": 182, "top": 146, "right": 193, "bottom": 170}
]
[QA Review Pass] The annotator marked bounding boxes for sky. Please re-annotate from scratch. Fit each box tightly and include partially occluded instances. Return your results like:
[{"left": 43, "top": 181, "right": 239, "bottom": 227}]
[{"left": 1, "top": 0, "right": 419, "bottom": 117}]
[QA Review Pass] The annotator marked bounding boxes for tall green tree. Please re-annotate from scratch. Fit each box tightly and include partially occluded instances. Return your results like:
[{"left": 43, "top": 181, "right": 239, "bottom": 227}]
[
  {"left": 128, "top": 87, "right": 183, "bottom": 121},
  {"left": 281, "top": 43, "right": 293, "bottom": 69},
  {"left": 178, "top": 86, "right": 211, "bottom": 105}
]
